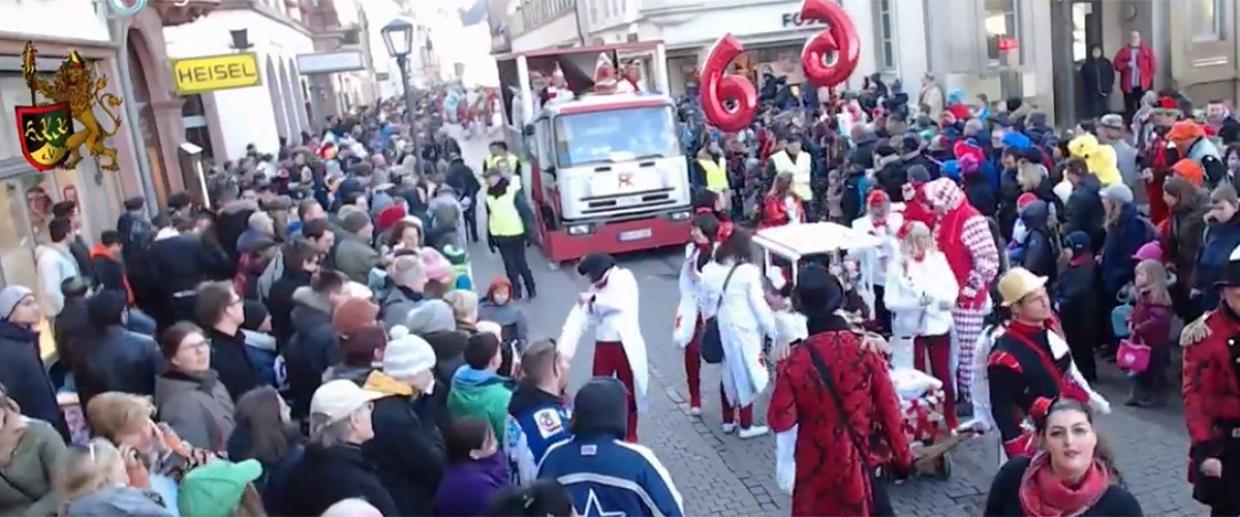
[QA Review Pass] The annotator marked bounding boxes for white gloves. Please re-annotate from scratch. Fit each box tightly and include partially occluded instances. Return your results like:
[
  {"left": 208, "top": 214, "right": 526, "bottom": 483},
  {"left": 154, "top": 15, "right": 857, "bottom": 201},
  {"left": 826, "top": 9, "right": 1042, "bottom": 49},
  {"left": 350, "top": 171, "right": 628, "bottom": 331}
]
[{"left": 775, "top": 427, "right": 798, "bottom": 494}]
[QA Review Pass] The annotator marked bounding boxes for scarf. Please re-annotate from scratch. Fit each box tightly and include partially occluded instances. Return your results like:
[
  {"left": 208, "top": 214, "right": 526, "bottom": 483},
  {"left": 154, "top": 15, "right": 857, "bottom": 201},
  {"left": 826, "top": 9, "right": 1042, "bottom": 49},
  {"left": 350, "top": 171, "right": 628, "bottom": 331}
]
[
  {"left": 1019, "top": 451, "right": 1110, "bottom": 517},
  {"left": 0, "top": 408, "right": 28, "bottom": 467}
]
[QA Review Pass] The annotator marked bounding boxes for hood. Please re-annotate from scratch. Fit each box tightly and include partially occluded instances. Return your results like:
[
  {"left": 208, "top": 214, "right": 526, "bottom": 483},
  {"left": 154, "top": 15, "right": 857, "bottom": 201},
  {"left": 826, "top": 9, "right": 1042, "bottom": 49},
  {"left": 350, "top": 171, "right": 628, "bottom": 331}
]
[
  {"left": 292, "top": 286, "right": 333, "bottom": 315},
  {"left": 363, "top": 370, "right": 417, "bottom": 398},
  {"left": 571, "top": 377, "right": 627, "bottom": 439},
  {"left": 485, "top": 277, "right": 512, "bottom": 304},
  {"left": 0, "top": 320, "right": 36, "bottom": 341},
  {"left": 508, "top": 382, "right": 562, "bottom": 416},
  {"left": 405, "top": 299, "right": 455, "bottom": 334},
  {"left": 90, "top": 244, "right": 118, "bottom": 261},
  {"left": 1067, "top": 133, "right": 1101, "bottom": 159},
  {"left": 922, "top": 178, "right": 965, "bottom": 213},
  {"left": 1019, "top": 200, "right": 1050, "bottom": 230},
  {"left": 452, "top": 365, "right": 505, "bottom": 388},
  {"left": 154, "top": 369, "right": 219, "bottom": 406}
]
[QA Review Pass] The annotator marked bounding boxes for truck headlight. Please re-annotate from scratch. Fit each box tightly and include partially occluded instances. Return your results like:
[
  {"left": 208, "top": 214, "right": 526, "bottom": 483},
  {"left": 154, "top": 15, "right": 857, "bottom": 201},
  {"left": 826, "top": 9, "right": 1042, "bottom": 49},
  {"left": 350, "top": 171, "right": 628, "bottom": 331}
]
[
  {"left": 669, "top": 211, "right": 691, "bottom": 221},
  {"left": 567, "top": 224, "right": 593, "bottom": 236}
]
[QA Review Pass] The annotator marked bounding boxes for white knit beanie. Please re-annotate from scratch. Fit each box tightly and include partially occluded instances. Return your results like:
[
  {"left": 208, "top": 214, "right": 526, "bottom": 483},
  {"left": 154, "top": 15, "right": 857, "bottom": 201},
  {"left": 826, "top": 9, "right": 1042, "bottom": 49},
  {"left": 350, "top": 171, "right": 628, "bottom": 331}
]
[{"left": 383, "top": 326, "right": 436, "bottom": 378}]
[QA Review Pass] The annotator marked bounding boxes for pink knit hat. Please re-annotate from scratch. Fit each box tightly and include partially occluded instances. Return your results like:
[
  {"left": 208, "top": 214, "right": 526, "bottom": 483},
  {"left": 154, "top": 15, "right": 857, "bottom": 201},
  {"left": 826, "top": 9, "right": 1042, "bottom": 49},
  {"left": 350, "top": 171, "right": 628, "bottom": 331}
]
[{"left": 1132, "top": 241, "right": 1163, "bottom": 262}]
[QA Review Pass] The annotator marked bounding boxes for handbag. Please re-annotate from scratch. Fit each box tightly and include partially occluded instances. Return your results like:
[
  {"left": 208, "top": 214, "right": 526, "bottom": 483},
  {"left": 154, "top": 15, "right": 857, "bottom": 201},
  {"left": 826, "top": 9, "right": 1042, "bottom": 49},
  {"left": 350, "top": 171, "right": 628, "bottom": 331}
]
[
  {"left": 699, "top": 264, "right": 739, "bottom": 364},
  {"left": 804, "top": 335, "right": 894, "bottom": 517},
  {"left": 1116, "top": 339, "right": 1151, "bottom": 373}
]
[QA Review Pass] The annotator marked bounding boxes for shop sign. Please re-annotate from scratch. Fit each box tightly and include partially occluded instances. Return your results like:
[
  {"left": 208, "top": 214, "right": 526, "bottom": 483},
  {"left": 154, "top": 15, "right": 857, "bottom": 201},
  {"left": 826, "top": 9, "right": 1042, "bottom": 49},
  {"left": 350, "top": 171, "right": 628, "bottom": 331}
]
[
  {"left": 14, "top": 41, "right": 124, "bottom": 172},
  {"left": 781, "top": 12, "right": 825, "bottom": 28},
  {"left": 171, "top": 52, "right": 262, "bottom": 95}
]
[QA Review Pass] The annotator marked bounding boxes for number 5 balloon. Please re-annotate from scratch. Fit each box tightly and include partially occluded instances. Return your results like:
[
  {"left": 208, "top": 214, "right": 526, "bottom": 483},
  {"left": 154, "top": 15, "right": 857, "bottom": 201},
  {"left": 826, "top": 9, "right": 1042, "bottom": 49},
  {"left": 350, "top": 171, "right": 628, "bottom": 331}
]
[
  {"left": 698, "top": 34, "right": 758, "bottom": 133},
  {"left": 698, "top": 0, "right": 860, "bottom": 132},
  {"left": 800, "top": 0, "right": 860, "bottom": 90}
]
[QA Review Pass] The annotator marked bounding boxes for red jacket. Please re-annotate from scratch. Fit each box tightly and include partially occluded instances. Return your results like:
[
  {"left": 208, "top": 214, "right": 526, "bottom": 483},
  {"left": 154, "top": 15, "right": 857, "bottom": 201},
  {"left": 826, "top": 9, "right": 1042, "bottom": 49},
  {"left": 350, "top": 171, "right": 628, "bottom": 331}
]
[
  {"left": 1181, "top": 308, "right": 1240, "bottom": 481},
  {"left": 758, "top": 193, "right": 804, "bottom": 229},
  {"left": 1113, "top": 43, "right": 1156, "bottom": 93},
  {"left": 768, "top": 330, "right": 910, "bottom": 517}
]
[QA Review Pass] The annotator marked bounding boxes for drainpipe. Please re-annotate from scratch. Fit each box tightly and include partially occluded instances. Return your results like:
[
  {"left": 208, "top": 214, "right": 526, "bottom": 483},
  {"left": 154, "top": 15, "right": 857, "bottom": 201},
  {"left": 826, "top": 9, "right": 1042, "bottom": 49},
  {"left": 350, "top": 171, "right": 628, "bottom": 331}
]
[{"left": 108, "top": 7, "right": 160, "bottom": 215}]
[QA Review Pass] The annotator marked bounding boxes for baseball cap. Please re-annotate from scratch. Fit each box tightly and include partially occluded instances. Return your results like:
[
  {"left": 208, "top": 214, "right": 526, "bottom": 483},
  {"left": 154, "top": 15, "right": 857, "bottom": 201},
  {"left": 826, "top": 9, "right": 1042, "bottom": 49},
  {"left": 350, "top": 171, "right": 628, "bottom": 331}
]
[
  {"left": 311, "top": 379, "right": 385, "bottom": 425},
  {"left": 178, "top": 459, "right": 263, "bottom": 517}
]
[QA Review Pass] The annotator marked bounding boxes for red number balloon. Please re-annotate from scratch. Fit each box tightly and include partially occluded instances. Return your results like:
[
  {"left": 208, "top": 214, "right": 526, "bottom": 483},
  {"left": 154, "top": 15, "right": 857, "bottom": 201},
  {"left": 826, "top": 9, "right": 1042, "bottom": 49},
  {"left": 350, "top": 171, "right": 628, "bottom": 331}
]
[
  {"left": 800, "top": 0, "right": 860, "bottom": 90},
  {"left": 699, "top": 34, "right": 758, "bottom": 133}
]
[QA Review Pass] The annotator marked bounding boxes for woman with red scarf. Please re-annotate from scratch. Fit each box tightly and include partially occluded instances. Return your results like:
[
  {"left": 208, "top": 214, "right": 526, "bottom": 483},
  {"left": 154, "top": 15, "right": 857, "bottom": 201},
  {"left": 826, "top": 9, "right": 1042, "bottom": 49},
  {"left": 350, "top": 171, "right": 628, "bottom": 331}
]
[
  {"left": 983, "top": 399, "right": 1141, "bottom": 516},
  {"left": 758, "top": 172, "right": 805, "bottom": 229}
]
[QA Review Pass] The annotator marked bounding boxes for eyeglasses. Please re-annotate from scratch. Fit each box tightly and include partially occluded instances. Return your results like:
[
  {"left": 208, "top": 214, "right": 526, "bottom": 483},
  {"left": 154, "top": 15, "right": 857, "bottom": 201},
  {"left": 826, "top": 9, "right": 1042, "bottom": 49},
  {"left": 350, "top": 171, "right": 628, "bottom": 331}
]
[{"left": 181, "top": 338, "right": 209, "bottom": 350}]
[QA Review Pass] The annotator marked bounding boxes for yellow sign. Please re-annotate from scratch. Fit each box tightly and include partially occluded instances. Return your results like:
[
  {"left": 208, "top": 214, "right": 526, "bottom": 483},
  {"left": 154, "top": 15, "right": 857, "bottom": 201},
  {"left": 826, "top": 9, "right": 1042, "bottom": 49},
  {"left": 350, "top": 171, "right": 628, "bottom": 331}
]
[{"left": 171, "top": 52, "right": 261, "bottom": 95}]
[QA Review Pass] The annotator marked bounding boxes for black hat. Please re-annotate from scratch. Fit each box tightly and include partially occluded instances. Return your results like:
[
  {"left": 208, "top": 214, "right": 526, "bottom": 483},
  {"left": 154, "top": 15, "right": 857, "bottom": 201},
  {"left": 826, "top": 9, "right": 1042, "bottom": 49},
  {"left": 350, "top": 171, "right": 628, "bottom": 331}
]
[
  {"left": 577, "top": 253, "right": 616, "bottom": 283},
  {"left": 571, "top": 377, "right": 628, "bottom": 439},
  {"left": 1215, "top": 244, "right": 1240, "bottom": 287},
  {"left": 794, "top": 265, "right": 844, "bottom": 318}
]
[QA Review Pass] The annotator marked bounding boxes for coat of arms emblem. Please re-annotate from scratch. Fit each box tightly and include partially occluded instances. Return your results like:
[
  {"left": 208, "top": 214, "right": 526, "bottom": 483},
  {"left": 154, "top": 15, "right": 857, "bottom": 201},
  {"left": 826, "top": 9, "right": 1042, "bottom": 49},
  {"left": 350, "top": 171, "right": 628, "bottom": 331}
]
[{"left": 15, "top": 41, "right": 124, "bottom": 172}]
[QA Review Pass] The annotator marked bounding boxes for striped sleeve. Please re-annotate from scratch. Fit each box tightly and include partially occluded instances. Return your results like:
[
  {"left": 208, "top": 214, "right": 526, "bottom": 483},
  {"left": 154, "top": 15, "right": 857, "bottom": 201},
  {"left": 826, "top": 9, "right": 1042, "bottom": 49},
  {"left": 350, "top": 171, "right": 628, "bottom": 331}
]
[{"left": 960, "top": 215, "right": 1000, "bottom": 297}]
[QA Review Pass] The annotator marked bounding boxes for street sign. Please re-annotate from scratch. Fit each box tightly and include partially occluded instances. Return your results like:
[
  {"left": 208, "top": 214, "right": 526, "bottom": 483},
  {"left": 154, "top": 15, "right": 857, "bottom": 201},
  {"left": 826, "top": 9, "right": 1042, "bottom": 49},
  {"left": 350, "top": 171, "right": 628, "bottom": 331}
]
[
  {"left": 171, "top": 52, "right": 261, "bottom": 96},
  {"left": 296, "top": 50, "right": 366, "bottom": 74}
]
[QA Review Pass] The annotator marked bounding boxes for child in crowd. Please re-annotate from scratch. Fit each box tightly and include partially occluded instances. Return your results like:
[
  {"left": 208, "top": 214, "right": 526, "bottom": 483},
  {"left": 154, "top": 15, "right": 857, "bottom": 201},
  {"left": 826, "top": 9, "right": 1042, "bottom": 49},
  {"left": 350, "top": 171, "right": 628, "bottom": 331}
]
[
  {"left": 1127, "top": 259, "right": 1174, "bottom": 407},
  {"left": 435, "top": 417, "right": 510, "bottom": 517}
]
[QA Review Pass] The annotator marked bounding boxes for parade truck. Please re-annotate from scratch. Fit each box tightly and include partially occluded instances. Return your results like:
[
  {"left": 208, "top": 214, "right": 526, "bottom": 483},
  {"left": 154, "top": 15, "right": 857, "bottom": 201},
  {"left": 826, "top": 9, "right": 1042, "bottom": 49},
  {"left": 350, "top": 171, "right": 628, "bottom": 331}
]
[{"left": 494, "top": 41, "right": 692, "bottom": 264}]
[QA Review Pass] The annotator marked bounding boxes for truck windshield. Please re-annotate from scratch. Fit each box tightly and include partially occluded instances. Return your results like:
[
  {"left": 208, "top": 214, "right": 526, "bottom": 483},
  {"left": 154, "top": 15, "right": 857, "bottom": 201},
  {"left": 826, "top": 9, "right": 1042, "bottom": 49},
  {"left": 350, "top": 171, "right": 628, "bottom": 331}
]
[{"left": 553, "top": 106, "right": 679, "bottom": 167}]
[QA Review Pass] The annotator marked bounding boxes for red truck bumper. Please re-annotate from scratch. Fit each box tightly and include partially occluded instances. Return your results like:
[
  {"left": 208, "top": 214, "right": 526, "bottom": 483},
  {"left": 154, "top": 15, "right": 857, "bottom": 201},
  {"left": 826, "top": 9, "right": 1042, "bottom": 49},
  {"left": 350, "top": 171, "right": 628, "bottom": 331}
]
[{"left": 539, "top": 215, "right": 691, "bottom": 263}]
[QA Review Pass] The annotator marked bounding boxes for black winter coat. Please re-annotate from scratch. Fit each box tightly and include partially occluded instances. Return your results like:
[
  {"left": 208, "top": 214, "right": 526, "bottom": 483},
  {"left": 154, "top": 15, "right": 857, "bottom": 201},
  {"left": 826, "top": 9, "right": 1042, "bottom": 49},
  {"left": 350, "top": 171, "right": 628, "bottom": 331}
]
[
  {"left": 1064, "top": 174, "right": 1106, "bottom": 250},
  {"left": 73, "top": 325, "right": 160, "bottom": 411},
  {"left": 206, "top": 328, "right": 262, "bottom": 402},
  {"left": 52, "top": 296, "right": 91, "bottom": 373},
  {"left": 984, "top": 456, "right": 1141, "bottom": 516},
  {"left": 446, "top": 160, "right": 482, "bottom": 202},
  {"left": 0, "top": 322, "right": 68, "bottom": 439},
  {"left": 366, "top": 394, "right": 446, "bottom": 516},
  {"left": 1019, "top": 201, "right": 1057, "bottom": 280},
  {"left": 267, "top": 268, "right": 312, "bottom": 346},
  {"left": 68, "top": 237, "right": 95, "bottom": 286},
  {"left": 1057, "top": 261, "right": 1102, "bottom": 359},
  {"left": 91, "top": 254, "right": 127, "bottom": 297},
  {"left": 148, "top": 234, "right": 230, "bottom": 298},
  {"left": 285, "top": 300, "right": 339, "bottom": 419},
  {"left": 964, "top": 173, "right": 998, "bottom": 218},
  {"left": 1197, "top": 215, "right": 1240, "bottom": 309},
  {"left": 1079, "top": 57, "right": 1115, "bottom": 100},
  {"left": 281, "top": 444, "right": 398, "bottom": 517}
]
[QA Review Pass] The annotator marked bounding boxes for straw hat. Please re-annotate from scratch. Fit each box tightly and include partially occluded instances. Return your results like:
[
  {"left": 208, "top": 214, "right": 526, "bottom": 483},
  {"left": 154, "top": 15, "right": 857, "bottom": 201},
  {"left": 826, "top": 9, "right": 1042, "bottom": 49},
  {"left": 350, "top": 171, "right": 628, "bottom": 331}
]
[{"left": 997, "top": 267, "right": 1047, "bottom": 307}]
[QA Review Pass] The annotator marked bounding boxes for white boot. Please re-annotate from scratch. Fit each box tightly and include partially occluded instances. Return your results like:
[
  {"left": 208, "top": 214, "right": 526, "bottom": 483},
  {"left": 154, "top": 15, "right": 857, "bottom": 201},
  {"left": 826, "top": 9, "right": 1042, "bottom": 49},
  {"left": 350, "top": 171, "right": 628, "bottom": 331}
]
[{"left": 738, "top": 425, "right": 770, "bottom": 439}]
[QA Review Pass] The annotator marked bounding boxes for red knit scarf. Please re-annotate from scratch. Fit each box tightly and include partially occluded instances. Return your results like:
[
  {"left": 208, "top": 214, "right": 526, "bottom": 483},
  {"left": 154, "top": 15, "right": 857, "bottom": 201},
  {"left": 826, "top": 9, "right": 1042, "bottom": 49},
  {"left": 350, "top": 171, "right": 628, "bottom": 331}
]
[{"left": 1019, "top": 451, "right": 1110, "bottom": 517}]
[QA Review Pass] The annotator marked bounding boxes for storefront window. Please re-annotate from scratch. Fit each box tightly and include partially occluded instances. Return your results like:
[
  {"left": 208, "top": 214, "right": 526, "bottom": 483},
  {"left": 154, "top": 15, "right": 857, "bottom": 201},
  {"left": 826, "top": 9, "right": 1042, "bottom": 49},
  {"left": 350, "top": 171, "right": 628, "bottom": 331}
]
[
  {"left": 984, "top": 0, "right": 1019, "bottom": 65},
  {"left": 1191, "top": 0, "right": 1222, "bottom": 41}
]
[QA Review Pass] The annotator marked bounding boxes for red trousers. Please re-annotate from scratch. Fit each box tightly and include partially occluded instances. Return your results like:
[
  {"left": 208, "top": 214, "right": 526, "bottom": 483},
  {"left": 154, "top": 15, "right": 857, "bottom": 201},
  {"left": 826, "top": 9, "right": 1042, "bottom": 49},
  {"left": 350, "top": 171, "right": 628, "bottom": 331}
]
[
  {"left": 721, "top": 385, "right": 754, "bottom": 427},
  {"left": 914, "top": 333, "right": 957, "bottom": 429},
  {"left": 594, "top": 341, "right": 638, "bottom": 442}
]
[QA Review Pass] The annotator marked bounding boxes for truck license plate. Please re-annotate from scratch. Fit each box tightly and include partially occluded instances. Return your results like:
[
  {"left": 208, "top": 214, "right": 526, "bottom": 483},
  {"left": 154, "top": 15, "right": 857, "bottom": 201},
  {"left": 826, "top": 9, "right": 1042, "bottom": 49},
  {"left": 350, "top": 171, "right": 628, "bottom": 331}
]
[{"left": 619, "top": 228, "right": 652, "bottom": 242}]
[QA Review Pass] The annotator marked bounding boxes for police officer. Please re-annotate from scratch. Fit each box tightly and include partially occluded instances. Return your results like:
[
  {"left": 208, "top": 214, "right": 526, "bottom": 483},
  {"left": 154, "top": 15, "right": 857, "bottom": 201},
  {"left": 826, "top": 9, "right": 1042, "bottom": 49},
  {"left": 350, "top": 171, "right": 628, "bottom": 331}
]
[
  {"left": 505, "top": 340, "right": 571, "bottom": 484},
  {"left": 484, "top": 141, "right": 522, "bottom": 177},
  {"left": 484, "top": 166, "right": 537, "bottom": 299}
]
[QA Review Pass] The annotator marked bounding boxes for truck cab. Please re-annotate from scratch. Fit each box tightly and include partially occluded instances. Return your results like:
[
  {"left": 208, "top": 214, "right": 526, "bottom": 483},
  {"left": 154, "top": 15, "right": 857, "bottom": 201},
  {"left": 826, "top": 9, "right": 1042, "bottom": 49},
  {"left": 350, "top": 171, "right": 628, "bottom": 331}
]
[{"left": 495, "top": 42, "right": 692, "bottom": 263}]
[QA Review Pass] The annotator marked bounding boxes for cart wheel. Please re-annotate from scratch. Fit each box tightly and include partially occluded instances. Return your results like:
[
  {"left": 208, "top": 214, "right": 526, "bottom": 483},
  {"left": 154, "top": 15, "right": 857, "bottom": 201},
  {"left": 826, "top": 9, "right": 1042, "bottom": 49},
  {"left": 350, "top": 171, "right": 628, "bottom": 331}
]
[{"left": 937, "top": 452, "right": 952, "bottom": 480}]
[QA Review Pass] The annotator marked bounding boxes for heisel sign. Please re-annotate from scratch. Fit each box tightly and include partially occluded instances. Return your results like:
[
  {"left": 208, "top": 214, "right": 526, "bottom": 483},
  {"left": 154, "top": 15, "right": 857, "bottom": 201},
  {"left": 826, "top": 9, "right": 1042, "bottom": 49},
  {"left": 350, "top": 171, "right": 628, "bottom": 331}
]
[{"left": 171, "top": 52, "right": 261, "bottom": 95}]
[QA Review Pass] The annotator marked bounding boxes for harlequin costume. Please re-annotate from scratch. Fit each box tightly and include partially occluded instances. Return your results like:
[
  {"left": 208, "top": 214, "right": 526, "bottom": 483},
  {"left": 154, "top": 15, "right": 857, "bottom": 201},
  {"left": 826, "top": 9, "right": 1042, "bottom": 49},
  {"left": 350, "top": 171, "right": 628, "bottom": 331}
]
[
  {"left": 986, "top": 268, "right": 1110, "bottom": 459},
  {"left": 768, "top": 267, "right": 910, "bottom": 517},
  {"left": 922, "top": 178, "right": 1000, "bottom": 402},
  {"left": 1181, "top": 249, "right": 1240, "bottom": 514}
]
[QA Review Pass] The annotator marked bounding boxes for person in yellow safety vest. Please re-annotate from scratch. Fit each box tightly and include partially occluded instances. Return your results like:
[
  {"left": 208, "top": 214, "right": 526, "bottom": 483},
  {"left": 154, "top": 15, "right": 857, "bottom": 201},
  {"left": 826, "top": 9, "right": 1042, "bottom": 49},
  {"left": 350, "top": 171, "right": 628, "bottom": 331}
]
[
  {"left": 765, "top": 133, "right": 814, "bottom": 220},
  {"left": 484, "top": 167, "right": 538, "bottom": 299},
  {"left": 484, "top": 140, "right": 522, "bottom": 177}
]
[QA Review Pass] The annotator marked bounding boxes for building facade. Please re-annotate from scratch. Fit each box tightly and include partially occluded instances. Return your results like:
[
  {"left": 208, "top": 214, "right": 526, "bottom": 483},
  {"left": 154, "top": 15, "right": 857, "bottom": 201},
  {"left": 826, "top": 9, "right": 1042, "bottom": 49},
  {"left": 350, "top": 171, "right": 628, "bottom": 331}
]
[{"left": 164, "top": 0, "right": 315, "bottom": 160}]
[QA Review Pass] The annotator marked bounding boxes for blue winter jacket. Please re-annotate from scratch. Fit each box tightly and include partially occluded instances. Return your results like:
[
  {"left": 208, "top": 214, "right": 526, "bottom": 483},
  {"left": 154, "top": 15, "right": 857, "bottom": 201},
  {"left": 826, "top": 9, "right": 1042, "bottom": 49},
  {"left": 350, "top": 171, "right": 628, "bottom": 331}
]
[{"left": 539, "top": 435, "right": 684, "bottom": 517}]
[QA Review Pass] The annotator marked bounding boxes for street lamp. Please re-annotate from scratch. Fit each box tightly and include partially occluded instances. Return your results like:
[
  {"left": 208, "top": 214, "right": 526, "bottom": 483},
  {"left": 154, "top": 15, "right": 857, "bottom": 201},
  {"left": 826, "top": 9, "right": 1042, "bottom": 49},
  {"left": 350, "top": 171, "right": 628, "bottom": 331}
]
[{"left": 382, "top": 18, "right": 418, "bottom": 152}]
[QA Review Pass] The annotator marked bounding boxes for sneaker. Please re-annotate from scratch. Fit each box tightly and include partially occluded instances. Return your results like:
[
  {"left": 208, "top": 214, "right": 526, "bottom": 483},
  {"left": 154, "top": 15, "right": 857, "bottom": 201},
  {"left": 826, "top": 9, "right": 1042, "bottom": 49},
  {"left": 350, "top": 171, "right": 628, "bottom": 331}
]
[
  {"left": 738, "top": 426, "right": 770, "bottom": 439},
  {"left": 689, "top": 406, "right": 701, "bottom": 417},
  {"left": 722, "top": 422, "right": 737, "bottom": 434}
]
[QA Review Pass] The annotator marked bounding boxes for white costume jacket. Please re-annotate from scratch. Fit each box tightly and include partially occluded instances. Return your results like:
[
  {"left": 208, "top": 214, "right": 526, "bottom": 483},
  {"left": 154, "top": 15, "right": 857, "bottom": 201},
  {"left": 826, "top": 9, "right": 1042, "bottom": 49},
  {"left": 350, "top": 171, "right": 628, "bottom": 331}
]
[
  {"left": 557, "top": 267, "right": 649, "bottom": 412},
  {"left": 699, "top": 260, "right": 776, "bottom": 408},
  {"left": 673, "top": 244, "right": 706, "bottom": 348},
  {"left": 882, "top": 250, "right": 959, "bottom": 337}
]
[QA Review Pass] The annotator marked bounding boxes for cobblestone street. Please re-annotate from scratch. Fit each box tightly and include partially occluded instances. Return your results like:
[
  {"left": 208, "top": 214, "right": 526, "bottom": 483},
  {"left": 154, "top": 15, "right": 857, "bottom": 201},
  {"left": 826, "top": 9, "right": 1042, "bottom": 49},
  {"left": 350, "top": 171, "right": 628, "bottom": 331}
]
[{"left": 457, "top": 131, "right": 1206, "bottom": 516}]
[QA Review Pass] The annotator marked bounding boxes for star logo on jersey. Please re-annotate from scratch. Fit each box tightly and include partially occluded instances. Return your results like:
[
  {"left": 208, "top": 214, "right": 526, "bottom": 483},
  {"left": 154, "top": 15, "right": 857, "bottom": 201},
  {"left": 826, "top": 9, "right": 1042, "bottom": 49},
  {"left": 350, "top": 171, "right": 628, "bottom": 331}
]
[{"left": 581, "top": 489, "right": 626, "bottom": 517}]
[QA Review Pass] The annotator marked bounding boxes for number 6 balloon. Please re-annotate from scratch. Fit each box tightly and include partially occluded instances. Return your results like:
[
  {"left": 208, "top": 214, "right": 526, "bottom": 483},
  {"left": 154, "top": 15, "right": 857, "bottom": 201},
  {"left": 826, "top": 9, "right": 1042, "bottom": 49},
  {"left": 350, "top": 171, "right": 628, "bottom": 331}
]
[
  {"left": 698, "top": 0, "right": 860, "bottom": 131},
  {"left": 699, "top": 34, "right": 758, "bottom": 133}
]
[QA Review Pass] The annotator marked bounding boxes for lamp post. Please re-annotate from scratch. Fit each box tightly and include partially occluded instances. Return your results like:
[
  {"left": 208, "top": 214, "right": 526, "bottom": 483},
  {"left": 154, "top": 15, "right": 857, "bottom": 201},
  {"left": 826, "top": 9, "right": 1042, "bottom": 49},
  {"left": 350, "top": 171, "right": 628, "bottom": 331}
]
[{"left": 382, "top": 19, "right": 418, "bottom": 154}]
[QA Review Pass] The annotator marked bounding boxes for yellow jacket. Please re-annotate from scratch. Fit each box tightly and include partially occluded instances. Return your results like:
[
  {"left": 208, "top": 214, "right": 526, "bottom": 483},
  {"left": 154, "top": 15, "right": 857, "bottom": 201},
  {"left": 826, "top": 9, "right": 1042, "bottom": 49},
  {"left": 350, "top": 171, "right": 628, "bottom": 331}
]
[{"left": 1067, "top": 134, "right": 1121, "bottom": 186}]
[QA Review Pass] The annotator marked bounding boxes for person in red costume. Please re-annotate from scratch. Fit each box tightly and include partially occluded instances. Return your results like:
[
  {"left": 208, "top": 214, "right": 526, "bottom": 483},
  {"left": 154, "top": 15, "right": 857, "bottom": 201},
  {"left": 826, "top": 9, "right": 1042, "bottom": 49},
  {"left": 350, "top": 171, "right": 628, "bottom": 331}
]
[
  {"left": 768, "top": 265, "right": 910, "bottom": 517},
  {"left": 921, "top": 178, "right": 1000, "bottom": 403},
  {"left": 1140, "top": 97, "right": 1183, "bottom": 226},
  {"left": 986, "top": 268, "right": 1110, "bottom": 459},
  {"left": 758, "top": 172, "right": 805, "bottom": 230},
  {"left": 1178, "top": 245, "right": 1240, "bottom": 514}
]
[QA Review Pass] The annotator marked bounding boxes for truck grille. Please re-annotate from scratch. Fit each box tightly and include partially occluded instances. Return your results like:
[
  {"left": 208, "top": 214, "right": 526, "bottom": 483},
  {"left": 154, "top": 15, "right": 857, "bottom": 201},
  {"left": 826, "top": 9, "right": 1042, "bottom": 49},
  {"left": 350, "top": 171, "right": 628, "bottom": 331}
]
[{"left": 580, "top": 187, "right": 677, "bottom": 215}]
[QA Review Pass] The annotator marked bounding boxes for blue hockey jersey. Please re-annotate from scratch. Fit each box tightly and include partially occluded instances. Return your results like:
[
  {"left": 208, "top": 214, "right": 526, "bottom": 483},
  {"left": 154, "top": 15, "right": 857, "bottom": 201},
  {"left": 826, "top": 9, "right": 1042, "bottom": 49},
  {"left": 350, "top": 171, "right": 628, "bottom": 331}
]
[
  {"left": 505, "top": 385, "right": 572, "bottom": 484},
  {"left": 538, "top": 436, "right": 684, "bottom": 517}
]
